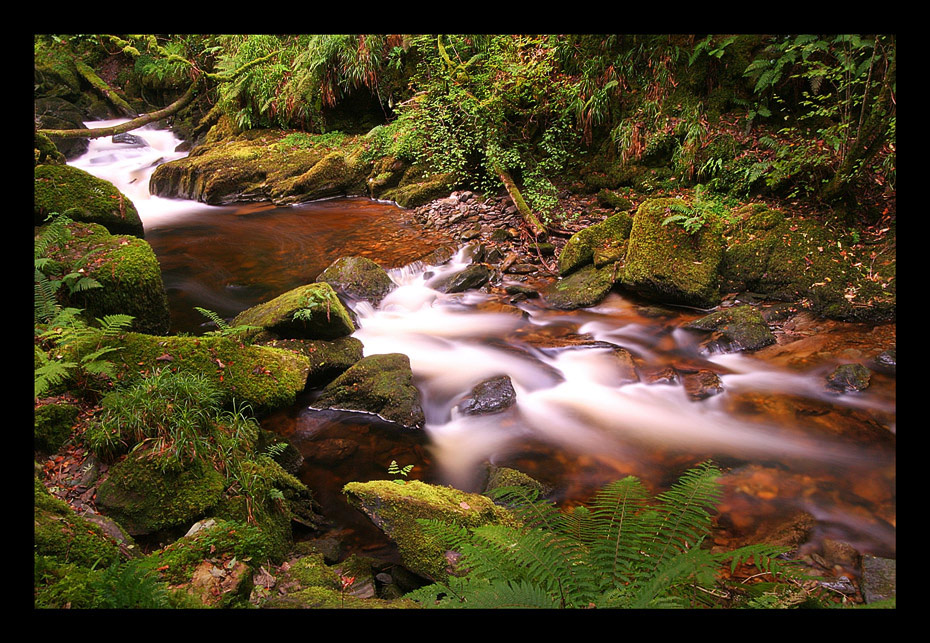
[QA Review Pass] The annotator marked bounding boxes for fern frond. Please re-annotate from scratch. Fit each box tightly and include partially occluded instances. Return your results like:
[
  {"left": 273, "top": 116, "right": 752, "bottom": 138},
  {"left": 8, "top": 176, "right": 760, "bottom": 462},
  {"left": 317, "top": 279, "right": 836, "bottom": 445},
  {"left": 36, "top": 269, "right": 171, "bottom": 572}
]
[
  {"left": 486, "top": 484, "right": 563, "bottom": 531},
  {"left": 97, "top": 314, "right": 135, "bottom": 336},
  {"left": 194, "top": 306, "right": 231, "bottom": 332}
]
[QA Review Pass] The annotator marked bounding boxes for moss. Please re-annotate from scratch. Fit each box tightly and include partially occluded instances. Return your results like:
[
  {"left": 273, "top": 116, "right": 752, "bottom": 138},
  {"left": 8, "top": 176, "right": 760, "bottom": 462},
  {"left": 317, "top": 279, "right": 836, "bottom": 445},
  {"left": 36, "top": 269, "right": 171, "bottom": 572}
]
[
  {"left": 140, "top": 518, "right": 280, "bottom": 586},
  {"left": 233, "top": 282, "right": 355, "bottom": 341},
  {"left": 265, "top": 585, "right": 420, "bottom": 609},
  {"left": 95, "top": 452, "right": 226, "bottom": 536},
  {"left": 482, "top": 465, "right": 552, "bottom": 497},
  {"left": 69, "top": 330, "right": 310, "bottom": 413},
  {"left": 343, "top": 479, "right": 519, "bottom": 581},
  {"left": 34, "top": 402, "right": 79, "bottom": 453},
  {"left": 259, "top": 336, "right": 364, "bottom": 387},
  {"left": 286, "top": 552, "right": 342, "bottom": 589},
  {"left": 558, "top": 212, "right": 633, "bottom": 276},
  {"left": 34, "top": 164, "right": 144, "bottom": 237},
  {"left": 35, "top": 478, "right": 123, "bottom": 569},
  {"left": 35, "top": 131, "right": 66, "bottom": 166},
  {"left": 380, "top": 168, "right": 457, "bottom": 208},
  {"left": 542, "top": 262, "right": 619, "bottom": 310},
  {"left": 42, "top": 221, "right": 170, "bottom": 335},
  {"left": 315, "top": 353, "right": 425, "bottom": 429},
  {"left": 317, "top": 256, "right": 396, "bottom": 305},
  {"left": 621, "top": 198, "right": 724, "bottom": 308}
]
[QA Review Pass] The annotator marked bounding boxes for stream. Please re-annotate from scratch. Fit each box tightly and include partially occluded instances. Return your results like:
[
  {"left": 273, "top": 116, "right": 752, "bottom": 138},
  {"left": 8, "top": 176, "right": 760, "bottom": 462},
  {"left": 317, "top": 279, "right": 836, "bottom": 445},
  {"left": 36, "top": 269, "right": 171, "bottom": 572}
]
[{"left": 70, "top": 121, "right": 896, "bottom": 572}]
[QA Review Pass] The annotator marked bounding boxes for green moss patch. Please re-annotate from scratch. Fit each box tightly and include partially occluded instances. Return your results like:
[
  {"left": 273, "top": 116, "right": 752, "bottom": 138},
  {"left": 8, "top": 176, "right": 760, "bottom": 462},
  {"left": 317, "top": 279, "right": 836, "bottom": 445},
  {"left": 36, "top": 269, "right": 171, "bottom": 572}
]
[
  {"left": 343, "top": 479, "right": 519, "bottom": 581},
  {"left": 34, "top": 164, "right": 144, "bottom": 237},
  {"left": 558, "top": 211, "right": 633, "bottom": 276},
  {"left": 543, "top": 262, "right": 619, "bottom": 310},
  {"left": 259, "top": 336, "right": 364, "bottom": 387},
  {"left": 233, "top": 283, "right": 355, "bottom": 341},
  {"left": 687, "top": 305, "right": 776, "bottom": 352}
]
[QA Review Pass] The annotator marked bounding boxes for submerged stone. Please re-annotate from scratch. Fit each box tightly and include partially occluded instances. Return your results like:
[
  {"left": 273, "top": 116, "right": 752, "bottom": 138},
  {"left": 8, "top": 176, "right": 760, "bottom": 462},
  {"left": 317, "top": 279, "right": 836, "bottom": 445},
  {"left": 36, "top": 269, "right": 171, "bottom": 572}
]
[{"left": 826, "top": 363, "right": 872, "bottom": 392}]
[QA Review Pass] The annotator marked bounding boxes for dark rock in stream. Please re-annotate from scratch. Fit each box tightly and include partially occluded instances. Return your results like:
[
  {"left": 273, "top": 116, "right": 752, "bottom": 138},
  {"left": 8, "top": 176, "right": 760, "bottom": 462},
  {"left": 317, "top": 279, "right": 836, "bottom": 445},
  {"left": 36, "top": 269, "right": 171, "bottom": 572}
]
[
  {"left": 687, "top": 305, "right": 777, "bottom": 353},
  {"left": 429, "top": 264, "right": 492, "bottom": 294},
  {"left": 112, "top": 132, "right": 148, "bottom": 146},
  {"left": 825, "top": 363, "right": 872, "bottom": 393},
  {"left": 869, "top": 349, "right": 896, "bottom": 375},
  {"left": 458, "top": 375, "right": 518, "bottom": 416},
  {"left": 682, "top": 369, "right": 724, "bottom": 401}
]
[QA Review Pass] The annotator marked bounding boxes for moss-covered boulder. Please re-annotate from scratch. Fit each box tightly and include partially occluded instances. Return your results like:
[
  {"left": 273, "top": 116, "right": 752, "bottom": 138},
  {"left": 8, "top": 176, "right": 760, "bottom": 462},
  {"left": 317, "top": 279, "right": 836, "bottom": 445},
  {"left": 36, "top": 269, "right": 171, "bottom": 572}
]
[
  {"left": 826, "top": 363, "right": 872, "bottom": 393},
  {"left": 37, "top": 221, "right": 170, "bottom": 335},
  {"left": 317, "top": 256, "right": 396, "bottom": 305},
  {"left": 379, "top": 165, "right": 457, "bottom": 208},
  {"left": 686, "top": 304, "right": 776, "bottom": 353},
  {"left": 720, "top": 206, "right": 895, "bottom": 323},
  {"left": 542, "top": 262, "right": 619, "bottom": 310},
  {"left": 96, "top": 453, "right": 226, "bottom": 536},
  {"left": 35, "top": 131, "right": 66, "bottom": 166},
  {"left": 233, "top": 283, "right": 355, "bottom": 341},
  {"left": 35, "top": 164, "right": 144, "bottom": 237},
  {"left": 315, "top": 353, "right": 425, "bottom": 429},
  {"left": 259, "top": 336, "right": 364, "bottom": 388},
  {"left": 34, "top": 402, "right": 79, "bottom": 453},
  {"left": 149, "top": 130, "right": 372, "bottom": 206},
  {"left": 35, "top": 477, "right": 124, "bottom": 568},
  {"left": 70, "top": 331, "right": 311, "bottom": 412},
  {"left": 343, "top": 479, "right": 519, "bottom": 581},
  {"left": 622, "top": 198, "right": 724, "bottom": 308},
  {"left": 558, "top": 211, "right": 634, "bottom": 276}
]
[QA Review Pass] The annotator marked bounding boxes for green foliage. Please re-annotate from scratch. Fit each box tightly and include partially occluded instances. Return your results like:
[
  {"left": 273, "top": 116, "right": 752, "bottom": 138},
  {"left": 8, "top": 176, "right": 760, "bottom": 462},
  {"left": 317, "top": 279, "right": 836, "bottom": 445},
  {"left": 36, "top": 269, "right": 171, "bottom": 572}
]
[
  {"left": 194, "top": 306, "right": 259, "bottom": 339},
  {"left": 292, "top": 289, "right": 333, "bottom": 323},
  {"left": 406, "top": 462, "right": 799, "bottom": 609},
  {"left": 388, "top": 460, "right": 414, "bottom": 485},
  {"left": 661, "top": 185, "right": 736, "bottom": 234}
]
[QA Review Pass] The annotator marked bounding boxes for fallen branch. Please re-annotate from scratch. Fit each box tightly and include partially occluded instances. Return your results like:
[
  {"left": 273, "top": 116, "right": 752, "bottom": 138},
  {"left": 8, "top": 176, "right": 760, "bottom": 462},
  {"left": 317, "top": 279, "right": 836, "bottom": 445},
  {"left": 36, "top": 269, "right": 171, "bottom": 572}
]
[{"left": 495, "top": 164, "right": 547, "bottom": 239}]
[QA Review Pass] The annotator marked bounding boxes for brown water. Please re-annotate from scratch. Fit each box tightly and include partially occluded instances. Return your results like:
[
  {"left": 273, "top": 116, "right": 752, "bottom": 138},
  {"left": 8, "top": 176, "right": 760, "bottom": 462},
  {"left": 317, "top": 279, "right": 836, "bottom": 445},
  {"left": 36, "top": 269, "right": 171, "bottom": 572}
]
[{"left": 72, "top": 124, "right": 895, "bottom": 574}]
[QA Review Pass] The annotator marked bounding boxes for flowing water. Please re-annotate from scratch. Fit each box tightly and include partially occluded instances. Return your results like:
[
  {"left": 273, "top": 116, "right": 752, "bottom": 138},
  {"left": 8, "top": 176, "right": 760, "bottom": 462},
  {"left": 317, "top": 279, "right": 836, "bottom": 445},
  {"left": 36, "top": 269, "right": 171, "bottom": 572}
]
[{"left": 70, "top": 122, "right": 896, "bottom": 570}]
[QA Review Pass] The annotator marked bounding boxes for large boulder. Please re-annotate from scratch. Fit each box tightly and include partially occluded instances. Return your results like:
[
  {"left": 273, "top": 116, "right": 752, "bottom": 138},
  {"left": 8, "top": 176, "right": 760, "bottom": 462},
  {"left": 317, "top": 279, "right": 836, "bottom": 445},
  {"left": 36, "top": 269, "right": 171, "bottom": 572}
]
[
  {"left": 317, "top": 256, "right": 396, "bottom": 305},
  {"left": 720, "top": 205, "right": 895, "bottom": 323},
  {"left": 259, "top": 336, "right": 364, "bottom": 388},
  {"left": 379, "top": 165, "right": 457, "bottom": 208},
  {"left": 35, "top": 164, "right": 145, "bottom": 238},
  {"left": 343, "top": 479, "right": 519, "bottom": 581},
  {"left": 33, "top": 96, "right": 89, "bottom": 159},
  {"left": 149, "top": 130, "right": 371, "bottom": 206},
  {"left": 314, "top": 353, "right": 425, "bottom": 429},
  {"left": 233, "top": 283, "right": 355, "bottom": 341},
  {"left": 37, "top": 221, "right": 169, "bottom": 335},
  {"left": 622, "top": 198, "right": 724, "bottom": 308}
]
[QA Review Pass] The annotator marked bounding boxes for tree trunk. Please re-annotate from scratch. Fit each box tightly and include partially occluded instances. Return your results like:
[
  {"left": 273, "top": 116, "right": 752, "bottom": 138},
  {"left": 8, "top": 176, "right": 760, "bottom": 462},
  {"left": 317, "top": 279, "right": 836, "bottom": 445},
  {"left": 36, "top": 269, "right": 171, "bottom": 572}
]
[
  {"left": 37, "top": 82, "right": 199, "bottom": 140},
  {"left": 495, "top": 165, "right": 547, "bottom": 239}
]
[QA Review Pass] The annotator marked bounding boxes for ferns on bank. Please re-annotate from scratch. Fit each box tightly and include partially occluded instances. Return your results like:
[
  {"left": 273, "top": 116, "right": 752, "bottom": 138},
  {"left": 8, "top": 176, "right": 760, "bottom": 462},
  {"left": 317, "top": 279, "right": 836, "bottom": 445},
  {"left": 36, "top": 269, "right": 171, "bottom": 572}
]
[{"left": 408, "top": 462, "right": 796, "bottom": 609}]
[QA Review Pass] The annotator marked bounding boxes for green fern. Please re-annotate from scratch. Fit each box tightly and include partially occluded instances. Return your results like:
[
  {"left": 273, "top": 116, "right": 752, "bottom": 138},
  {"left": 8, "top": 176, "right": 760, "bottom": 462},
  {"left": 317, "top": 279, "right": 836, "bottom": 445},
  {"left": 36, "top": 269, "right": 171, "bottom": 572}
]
[
  {"left": 408, "top": 462, "right": 801, "bottom": 609},
  {"left": 194, "top": 306, "right": 259, "bottom": 339}
]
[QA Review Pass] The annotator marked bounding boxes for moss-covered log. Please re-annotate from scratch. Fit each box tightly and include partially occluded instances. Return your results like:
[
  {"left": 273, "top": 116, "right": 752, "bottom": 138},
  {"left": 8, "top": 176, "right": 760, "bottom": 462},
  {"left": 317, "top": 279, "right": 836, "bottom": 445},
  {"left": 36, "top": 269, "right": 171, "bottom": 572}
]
[{"left": 496, "top": 165, "right": 547, "bottom": 239}]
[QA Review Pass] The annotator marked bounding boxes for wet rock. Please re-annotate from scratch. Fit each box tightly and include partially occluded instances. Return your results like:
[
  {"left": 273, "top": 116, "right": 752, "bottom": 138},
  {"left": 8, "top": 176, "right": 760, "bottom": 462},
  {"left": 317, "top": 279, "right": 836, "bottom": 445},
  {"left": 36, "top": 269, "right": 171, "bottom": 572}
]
[
  {"left": 317, "top": 256, "right": 395, "bottom": 305},
  {"left": 869, "top": 349, "right": 896, "bottom": 375},
  {"left": 820, "top": 538, "right": 861, "bottom": 570},
  {"left": 305, "top": 438, "right": 359, "bottom": 464},
  {"left": 233, "top": 282, "right": 355, "bottom": 341},
  {"left": 644, "top": 366, "right": 679, "bottom": 385},
  {"left": 687, "top": 305, "right": 776, "bottom": 353},
  {"left": 504, "top": 284, "right": 538, "bottom": 298},
  {"left": 860, "top": 555, "right": 896, "bottom": 604},
  {"left": 481, "top": 464, "right": 552, "bottom": 497},
  {"left": 458, "top": 375, "right": 517, "bottom": 416},
  {"left": 315, "top": 353, "right": 425, "bottom": 429},
  {"left": 682, "top": 369, "right": 724, "bottom": 401},
  {"left": 260, "top": 336, "right": 364, "bottom": 388},
  {"left": 558, "top": 211, "right": 633, "bottom": 276},
  {"left": 825, "top": 363, "right": 872, "bottom": 392},
  {"left": 542, "top": 263, "right": 618, "bottom": 310},
  {"left": 112, "top": 132, "right": 148, "bottom": 146},
  {"left": 430, "top": 264, "right": 492, "bottom": 293}
]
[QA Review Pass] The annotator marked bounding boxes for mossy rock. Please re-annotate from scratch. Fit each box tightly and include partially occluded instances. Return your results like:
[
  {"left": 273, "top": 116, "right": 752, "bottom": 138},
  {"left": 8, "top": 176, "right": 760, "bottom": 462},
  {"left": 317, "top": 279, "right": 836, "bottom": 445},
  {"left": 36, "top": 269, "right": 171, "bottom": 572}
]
[
  {"left": 686, "top": 305, "right": 776, "bottom": 352},
  {"left": 558, "top": 211, "right": 633, "bottom": 276},
  {"left": 233, "top": 282, "right": 355, "bottom": 341},
  {"left": 380, "top": 168, "right": 457, "bottom": 208},
  {"left": 35, "top": 164, "right": 144, "bottom": 237},
  {"left": 366, "top": 155, "right": 407, "bottom": 197},
  {"left": 721, "top": 208, "right": 895, "bottom": 323},
  {"left": 150, "top": 130, "right": 370, "bottom": 205},
  {"left": 542, "top": 262, "right": 619, "bottom": 310},
  {"left": 71, "top": 331, "right": 311, "bottom": 413},
  {"left": 343, "top": 479, "right": 519, "bottom": 581},
  {"left": 96, "top": 452, "right": 226, "bottom": 536},
  {"left": 317, "top": 256, "right": 396, "bottom": 305},
  {"left": 621, "top": 198, "right": 724, "bottom": 308},
  {"left": 481, "top": 465, "right": 552, "bottom": 498},
  {"left": 315, "top": 353, "right": 425, "bottom": 429},
  {"left": 596, "top": 189, "right": 634, "bottom": 211},
  {"left": 34, "top": 402, "right": 80, "bottom": 453},
  {"left": 35, "top": 478, "right": 124, "bottom": 569},
  {"left": 40, "top": 221, "right": 170, "bottom": 335},
  {"left": 35, "top": 131, "right": 66, "bottom": 166},
  {"left": 826, "top": 363, "right": 872, "bottom": 392},
  {"left": 258, "top": 336, "right": 364, "bottom": 387}
]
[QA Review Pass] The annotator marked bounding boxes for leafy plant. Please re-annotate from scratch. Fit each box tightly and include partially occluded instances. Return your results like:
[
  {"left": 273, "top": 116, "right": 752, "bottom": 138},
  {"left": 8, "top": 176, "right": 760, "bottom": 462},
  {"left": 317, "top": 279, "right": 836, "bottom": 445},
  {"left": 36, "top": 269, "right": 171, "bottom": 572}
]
[
  {"left": 388, "top": 460, "right": 414, "bottom": 485},
  {"left": 406, "top": 462, "right": 798, "bottom": 609},
  {"left": 292, "top": 290, "right": 333, "bottom": 323},
  {"left": 194, "top": 306, "right": 259, "bottom": 339},
  {"left": 661, "top": 185, "right": 736, "bottom": 235}
]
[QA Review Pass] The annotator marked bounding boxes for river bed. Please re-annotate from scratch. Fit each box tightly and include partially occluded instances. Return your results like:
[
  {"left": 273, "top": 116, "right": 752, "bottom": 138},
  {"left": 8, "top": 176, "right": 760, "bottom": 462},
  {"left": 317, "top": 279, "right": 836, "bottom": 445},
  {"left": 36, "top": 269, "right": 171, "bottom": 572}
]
[{"left": 70, "top": 121, "right": 896, "bottom": 573}]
